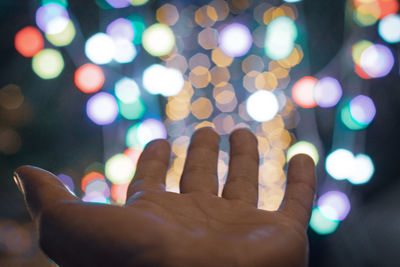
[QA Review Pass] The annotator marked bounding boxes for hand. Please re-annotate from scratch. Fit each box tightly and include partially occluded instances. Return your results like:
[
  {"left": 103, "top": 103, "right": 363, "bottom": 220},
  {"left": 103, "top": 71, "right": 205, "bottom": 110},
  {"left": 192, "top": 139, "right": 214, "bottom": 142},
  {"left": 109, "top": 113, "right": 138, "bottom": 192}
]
[{"left": 14, "top": 128, "right": 315, "bottom": 267}]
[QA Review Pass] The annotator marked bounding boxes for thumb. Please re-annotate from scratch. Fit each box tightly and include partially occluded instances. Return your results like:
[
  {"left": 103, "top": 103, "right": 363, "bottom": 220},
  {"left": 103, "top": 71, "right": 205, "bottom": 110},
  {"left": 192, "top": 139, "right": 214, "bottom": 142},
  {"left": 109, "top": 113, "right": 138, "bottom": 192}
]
[{"left": 14, "top": 165, "right": 79, "bottom": 220}]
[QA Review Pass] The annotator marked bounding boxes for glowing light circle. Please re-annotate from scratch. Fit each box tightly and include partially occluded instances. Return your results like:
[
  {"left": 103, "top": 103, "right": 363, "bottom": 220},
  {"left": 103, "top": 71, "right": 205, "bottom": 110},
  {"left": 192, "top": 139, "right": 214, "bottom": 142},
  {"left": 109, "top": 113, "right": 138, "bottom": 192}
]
[
  {"left": 325, "top": 149, "right": 354, "bottom": 180},
  {"left": 378, "top": 14, "right": 400, "bottom": 43},
  {"left": 115, "top": 77, "right": 140, "bottom": 103},
  {"left": 309, "top": 208, "right": 339, "bottom": 235},
  {"left": 32, "top": 49, "right": 64, "bottom": 79},
  {"left": 113, "top": 38, "right": 137, "bottom": 63},
  {"left": 142, "top": 64, "right": 184, "bottom": 96},
  {"left": 15, "top": 26, "right": 44, "bottom": 58},
  {"left": 105, "top": 0, "right": 129, "bottom": 8},
  {"left": 349, "top": 95, "right": 376, "bottom": 125},
  {"left": 246, "top": 90, "right": 279, "bottom": 122},
  {"left": 86, "top": 92, "right": 118, "bottom": 125},
  {"left": 265, "top": 16, "right": 298, "bottom": 60},
  {"left": 360, "top": 44, "right": 394, "bottom": 78},
  {"left": 292, "top": 76, "right": 317, "bottom": 108},
  {"left": 126, "top": 119, "right": 167, "bottom": 148},
  {"left": 219, "top": 23, "right": 252, "bottom": 57},
  {"left": 36, "top": 3, "right": 69, "bottom": 34},
  {"left": 105, "top": 154, "right": 135, "bottom": 185},
  {"left": 142, "top": 24, "right": 175, "bottom": 57},
  {"left": 74, "top": 64, "right": 104, "bottom": 93},
  {"left": 106, "top": 18, "right": 134, "bottom": 42},
  {"left": 313, "top": 77, "right": 342, "bottom": 108},
  {"left": 286, "top": 141, "right": 319, "bottom": 165},
  {"left": 85, "top": 33, "right": 116, "bottom": 65},
  {"left": 348, "top": 154, "right": 374, "bottom": 185},
  {"left": 318, "top": 191, "right": 351, "bottom": 221},
  {"left": 45, "top": 20, "right": 76, "bottom": 47}
]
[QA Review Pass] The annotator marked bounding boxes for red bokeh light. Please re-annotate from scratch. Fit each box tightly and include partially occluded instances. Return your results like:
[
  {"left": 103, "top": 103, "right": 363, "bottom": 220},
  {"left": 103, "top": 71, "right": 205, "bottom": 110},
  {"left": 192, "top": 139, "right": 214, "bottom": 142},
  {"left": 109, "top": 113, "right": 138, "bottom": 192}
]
[
  {"left": 81, "top": 171, "right": 105, "bottom": 192},
  {"left": 74, "top": 64, "right": 105, "bottom": 93},
  {"left": 14, "top": 26, "right": 44, "bottom": 58},
  {"left": 292, "top": 76, "right": 318, "bottom": 108}
]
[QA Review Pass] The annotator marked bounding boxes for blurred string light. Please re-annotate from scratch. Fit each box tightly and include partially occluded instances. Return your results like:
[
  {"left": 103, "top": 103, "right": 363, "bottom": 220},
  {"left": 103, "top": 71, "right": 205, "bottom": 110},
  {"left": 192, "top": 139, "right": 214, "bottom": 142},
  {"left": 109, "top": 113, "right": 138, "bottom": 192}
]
[
  {"left": 313, "top": 77, "right": 342, "bottom": 108},
  {"left": 286, "top": 141, "right": 319, "bottom": 165},
  {"left": 86, "top": 92, "right": 118, "bottom": 125},
  {"left": 265, "top": 16, "right": 298, "bottom": 60},
  {"left": 292, "top": 76, "right": 317, "bottom": 108},
  {"left": 74, "top": 64, "right": 104, "bottom": 93},
  {"left": 126, "top": 119, "right": 167, "bottom": 148},
  {"left": 360, "top": 44, "right": 394, "bottom": 78},
  {"left": 85, "top": 33, "right": 116, "bottom": 64},
  {"left": 142, "top": 23, "right": 175, "bottom": 57},
  {"left": 318, "top": 191, "right": 351, "bottom": 221},
  {"left": 310, "top": 207, "right": 340, "bottom": 235},
  {"left": 378, "top": 14, "right": 400, "bottom": 43},
  {"left": 32, "top": 48, "right": 64, "bottom": 79},
  {"left": 15, "top": 26, "right": 44, "bottom": 57},
  {"left": 142, "top": 64, "right": 184, "bottom": 96},
  {"left": 45, "top": 19, "right": 75, "bottom": 46},
  {"left": 246, "top": 90, "right": 279, "bottom": 122},
  {"left": 36, "top": 3, "right": 69, "bottom": 34},
  {"left": 218, "top": 23, "right": 252, "bottom": 57},
  {"left": 105, "top": 153, "right": 135, "bottom": 184}
]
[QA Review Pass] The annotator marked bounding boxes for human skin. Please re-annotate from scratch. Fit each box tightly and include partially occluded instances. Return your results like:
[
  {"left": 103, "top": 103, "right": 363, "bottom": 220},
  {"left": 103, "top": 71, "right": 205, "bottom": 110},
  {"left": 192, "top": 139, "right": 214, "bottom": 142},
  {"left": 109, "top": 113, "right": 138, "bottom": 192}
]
[{"left": 14, "top": 128, "right": 315, "bottom": 267}]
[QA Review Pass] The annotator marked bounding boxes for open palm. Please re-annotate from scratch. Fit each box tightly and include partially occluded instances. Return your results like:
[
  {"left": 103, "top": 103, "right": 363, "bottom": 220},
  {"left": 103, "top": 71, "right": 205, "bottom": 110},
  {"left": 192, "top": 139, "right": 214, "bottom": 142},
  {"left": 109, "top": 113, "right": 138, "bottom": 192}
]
[{"left": 15, "top": 128, "right": 315, "bottom": 267}]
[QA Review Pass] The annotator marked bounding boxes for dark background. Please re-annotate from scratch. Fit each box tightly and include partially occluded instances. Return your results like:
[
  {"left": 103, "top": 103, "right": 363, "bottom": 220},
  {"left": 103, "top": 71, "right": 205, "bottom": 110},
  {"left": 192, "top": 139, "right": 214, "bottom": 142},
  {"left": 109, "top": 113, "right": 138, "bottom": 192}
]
[{"left": 1, "top": 0, "right": 399, "bottom": 266}]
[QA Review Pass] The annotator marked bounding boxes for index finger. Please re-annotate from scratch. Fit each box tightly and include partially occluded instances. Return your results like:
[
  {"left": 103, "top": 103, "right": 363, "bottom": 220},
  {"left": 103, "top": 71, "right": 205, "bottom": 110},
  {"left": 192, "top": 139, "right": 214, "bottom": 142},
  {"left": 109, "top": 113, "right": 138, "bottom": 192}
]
[{"left": 280, "top": 154, "right": 316, "bottom": 227}]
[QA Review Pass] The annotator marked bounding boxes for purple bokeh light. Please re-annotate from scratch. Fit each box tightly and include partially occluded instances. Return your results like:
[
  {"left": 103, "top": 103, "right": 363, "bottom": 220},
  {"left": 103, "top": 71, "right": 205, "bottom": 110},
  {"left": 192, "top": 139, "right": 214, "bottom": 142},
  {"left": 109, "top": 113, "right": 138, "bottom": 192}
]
[
  {"left": 360, "top": 44, "right": 394, "bottom": 78},
  {"left": 219, "top": 23, "right": 252, "bottom": 57},
  {"left": 36, "top": 3, "right": 69, "bottom": 34},
  {"left": 105, "top": 0, "right": 129, "bottom": 8},
  {"left": 318, "top": 191, "right": 351, "bottom": 221},
  {"left": 57, "top": 173, "right": 75, "bottom": 192},
  {"left": 314, "top": 77, "right": 342, "bottom": 108},
  {"left": 86, "top": 92, "right": 119, "bottom": 125},
  {"left": 349, "top": 95, "right": 376, "bottom": 125},
  {"left": 106, "top": 18, "right": 134, "bottom": 42}
]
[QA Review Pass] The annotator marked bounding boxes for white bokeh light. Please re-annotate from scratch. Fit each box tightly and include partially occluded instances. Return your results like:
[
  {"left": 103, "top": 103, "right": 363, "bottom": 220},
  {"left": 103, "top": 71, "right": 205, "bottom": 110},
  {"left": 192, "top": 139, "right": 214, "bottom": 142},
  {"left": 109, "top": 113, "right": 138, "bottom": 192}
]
[
  {"left": 325, "top": 149, "right": 354, "bottom": 180},
  {"left": 348, "top": 154, "right": 374, "bottom": 185},
  {"left": 137, "top": 119, "right": 167, "bottom": 147},
  {"left": 113, "top": 38, "right": 137, "bottom": 63},
  {"left": 86, "top": 92, "right": 119, "bottom": 125},
  {"left": 360, "top": 44, "right": 394, "bottom": 78},
  {"left": 115, "top": 77, "right": 140, "bottom": 103},
  {"left": 318, "top": 191, "right": 351, "bottom": 221},
  {"left": 105, "top": 154, "right": 135, "bottom": 184},
  {"left": 85, "top": 33, "right": 116, "bottom": 64},
  {"left": 246, "top": 90, "right": 279, "bottom": 122},
  {"left": 142, "top": 64, "right": 184, "bottom": 97},
  {"left": 378, "top": 14, "right": 400, "bottom": 43},
  {"left": 219, "top": 23, "right": 252, "bottom": 57}
]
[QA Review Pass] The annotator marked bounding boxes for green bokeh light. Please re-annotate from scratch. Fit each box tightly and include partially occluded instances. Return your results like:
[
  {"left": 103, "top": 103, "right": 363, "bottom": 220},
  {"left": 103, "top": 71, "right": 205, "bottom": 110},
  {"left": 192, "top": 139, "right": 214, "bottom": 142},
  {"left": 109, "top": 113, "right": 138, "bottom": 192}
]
[
  {"left": 119, "top": 99, "right": 146, "bottom": 120},
  {"left": 142, "top": 23, "right": 175, "bottom": 57},
  {"left": 309, "top": 207, "right": 340, "bottom": 235},
  {"left": 340, "top": 104, "right": 367, "bottom": 130},
  {"left": 127, "top": 14, "right": 146, "bottom": 45},
  {"left": 41, "top": 0, "right": 68, "bottom": 7},
  {"left": 32, "top": 48, "right": 64, "bottom": 79},
  {"left": 265, "top": 16, "right": 298, "bottom": 60}
]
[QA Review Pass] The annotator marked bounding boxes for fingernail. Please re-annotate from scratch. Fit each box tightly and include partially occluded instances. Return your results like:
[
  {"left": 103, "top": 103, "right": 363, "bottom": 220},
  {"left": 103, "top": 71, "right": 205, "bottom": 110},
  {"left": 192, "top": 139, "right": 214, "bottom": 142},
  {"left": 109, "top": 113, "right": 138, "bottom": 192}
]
[{"left": 13, "top": 172, "right": 25, "bottom": 194}]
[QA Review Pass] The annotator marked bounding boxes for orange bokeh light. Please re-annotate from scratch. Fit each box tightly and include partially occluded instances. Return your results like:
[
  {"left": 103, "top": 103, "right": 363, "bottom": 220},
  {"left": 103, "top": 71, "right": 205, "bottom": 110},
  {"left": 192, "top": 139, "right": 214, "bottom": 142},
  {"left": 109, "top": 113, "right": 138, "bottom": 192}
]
[
  {"left": 74, "top": 64, "right": 104, "bottom": 93},
  {"left": 14, "top": 26, "right": 44, "bottom": 58},
  {"left": 292, "top": 76, "right": 318, "bottom": 108},
  {"left": 81, "top": 171, "right": 105, "bottom": 192}
]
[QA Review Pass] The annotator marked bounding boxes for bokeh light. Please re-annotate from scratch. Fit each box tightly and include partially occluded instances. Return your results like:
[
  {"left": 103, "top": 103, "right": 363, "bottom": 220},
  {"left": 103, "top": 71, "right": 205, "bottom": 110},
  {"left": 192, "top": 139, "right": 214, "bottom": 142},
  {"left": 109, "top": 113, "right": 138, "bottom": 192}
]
[
  {"left": 113, "top": 38, "right": 137, "bottom": 63},
  {"left": 326, "top": 148, "right": 354, "bottom": 180},
  {"left": 36, "top": 3, "right": 69, "bottom": 34},
  {"left": 115, "top": 77, "right": 140, "bottom": 103},
  {"left": 349, "top": 95, "right": 376, "bottom": 125},
  {"left": 81, "top": 171, "right": 105, "bottom": 192},
  {"left": 218, "top": 23, "right": 252, "bottom": 57},
  {"left": 56, "top": 174, "right": 75, "bottom": 192},
  {"left": 85, "top": 33, "right": 116, "bottom": 64},
  {"left": 378, "top": 14, "right": 400, "bottom": 43},
  {"left": 106, "top": 18, "right": 134, "bottom": 42},
  {"left": 313, "top": 77, "right": 342, "bottom": 108},
  {"left": 86, "top": 92, "right": 118, "bottom": 125},
  {"left": 105, "top": 0, "right": 129, "bottom": 8},
  {"left": 348, "top": 153, "right": 374, "bottom": 185},
  {"left": 246, "top": 90, "right": 279, "bottom": 122},
  {"left": 142, "top": 23, "right": 175, "bottom": 57},
  {"left": 360, "top": 44, "right": 394, "bottom": 78},
  {"left": 142, "top": 64, "right": 184, "bottom": 96},
  {"left": 32, "top": 48, "right": 64, "bottom": 79},
  {"left": 118, "top": 99, "right": 146, "bottom": 120},
  {"left": 287, "top": 141, "right": 319, "bottom": 165},
  {"left": 45, "top": 19, "right": 75, "bottom": 47},
  {"left": 265, "top": 16, "right": 298, "bottom": 60},
  {"left": 318, "top": 191, "right": 351, "bottom": 221},
  {"left": 15, "top": 26, "right": 44, "bottom": 58},
  {"left": 105, "top": 153, "right": 135, "bottom": 184},
  {"left": 74, "top": 64, "right": 104, "bottom": 93},
  {"left": 310, "top": 207, "right": 340, "bottom": 235},
  {"left": 126, "top": 119, "right": 167, "bottom": 148},
  {"left": 292, "top": 76, "right": 317, "bottom": 108}
]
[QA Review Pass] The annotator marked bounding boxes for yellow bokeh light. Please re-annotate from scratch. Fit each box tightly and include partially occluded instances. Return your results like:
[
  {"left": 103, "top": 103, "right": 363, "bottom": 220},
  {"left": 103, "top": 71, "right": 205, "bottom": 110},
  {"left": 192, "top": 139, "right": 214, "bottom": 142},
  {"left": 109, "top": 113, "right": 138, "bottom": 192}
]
[
  {"left": 191, "top": 97, "right": 213, "bottom": 119},
  {"left": 156, "top": 4, "right": 179, "bottom": 26},
  {"left": 211, "top": 48, "right": 233, "bottom": 67},
  {"left": 189, "top": 66, "right": 211, "bottom": 88},
  {"left": 172, "top": 136, "right": 190, "bottom": 157},
  {"left": 210, "top": 66, "right": 230, "bottom": 86},
  {"left": 194, "top": 121, "right": 216, "bottom": 130},
  {"left": 209, "top": 0, "right": 229, "bottom": 21},
  {"left": 242, "top": 55, "right": 265, "bottom": 73},
  {"left": 195, "top": 6, "right": 218, "bottom": 28},
  {"left": 268, "top": 128, "right": 291, "bottom": 149},
  {"left": 198, "top": 28, "right": 218, "bottom": 50},
  {"left": 32, "top": 48, "right": 64, "bottom": 80},
  {"left": 255, "top": 72, "right": 278, "bottom": 90},
  {"left": 243, "top": 70, "right": 260, "bottom": 92},
  {"left": 46, "top": 20, "right": 75, "bottom": 47},
  {"left": 189, "top": 53, "right": 211, "bottom": 70},
  {"left": 165, "top": 54, "right": 188, "bottom": 74}
]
